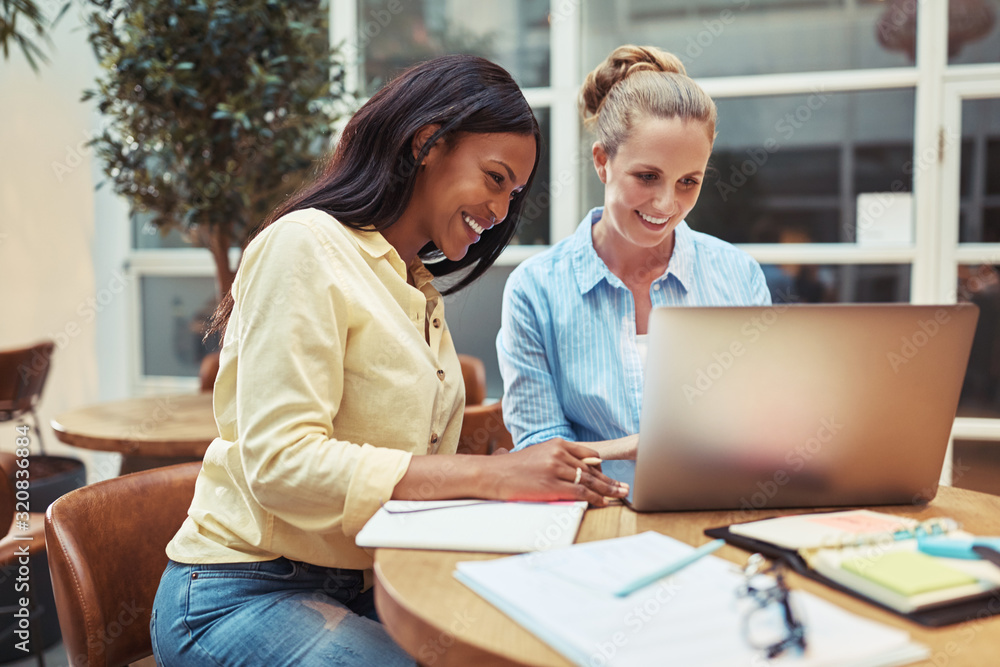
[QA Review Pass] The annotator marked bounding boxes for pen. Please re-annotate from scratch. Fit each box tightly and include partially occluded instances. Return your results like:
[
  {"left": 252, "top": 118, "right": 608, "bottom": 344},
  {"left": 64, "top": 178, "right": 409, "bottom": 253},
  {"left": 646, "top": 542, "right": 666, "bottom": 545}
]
[
  {"left": 614, "top": 538, "right": 726, "bottom": 596},
  {"left": 918, "top": 535, "right": 1000, "bottom": 559},
  {"left": 581, "top": 457, "right": 602, "bottom": 466}
]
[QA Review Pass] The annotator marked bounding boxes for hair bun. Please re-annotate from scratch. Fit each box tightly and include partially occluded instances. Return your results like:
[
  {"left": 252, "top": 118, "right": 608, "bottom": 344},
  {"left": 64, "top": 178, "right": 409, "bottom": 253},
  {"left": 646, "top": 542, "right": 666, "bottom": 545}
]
[{"left": 580, "top": 45, "right": 686, "bottom": 126}]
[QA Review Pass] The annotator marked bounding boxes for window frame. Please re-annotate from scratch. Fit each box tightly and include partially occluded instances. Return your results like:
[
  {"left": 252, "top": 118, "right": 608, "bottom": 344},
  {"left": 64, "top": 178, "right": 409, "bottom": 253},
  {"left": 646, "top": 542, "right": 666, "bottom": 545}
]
[{"left": 940, "top": 67, "right": 1000, "bottom": 448}]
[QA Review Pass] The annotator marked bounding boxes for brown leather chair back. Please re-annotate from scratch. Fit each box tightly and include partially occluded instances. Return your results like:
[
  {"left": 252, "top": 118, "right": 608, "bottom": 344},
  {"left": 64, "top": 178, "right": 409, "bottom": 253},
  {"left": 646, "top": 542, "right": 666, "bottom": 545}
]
[
  {"left": 0, "top": 340, "right": 55, "bottom": 420},
  {"left": 457, "top": 353, "right": 487, "bottom": 406},
  {"left": 457, "top": 400, "right": 514, "bottom": 456},
  {"left": 44, "top": 461, "right": 201, "bottom": 666},
  {"left": 0, "top": 453, "right": 15, "bottom": 537}
]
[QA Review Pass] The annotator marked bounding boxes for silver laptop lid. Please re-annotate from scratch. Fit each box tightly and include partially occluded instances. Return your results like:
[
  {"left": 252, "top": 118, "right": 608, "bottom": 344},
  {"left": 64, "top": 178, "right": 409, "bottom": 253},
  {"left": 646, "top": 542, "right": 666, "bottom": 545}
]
[{"left": 630, "top": 304, "right": 979, "bottom": 512}]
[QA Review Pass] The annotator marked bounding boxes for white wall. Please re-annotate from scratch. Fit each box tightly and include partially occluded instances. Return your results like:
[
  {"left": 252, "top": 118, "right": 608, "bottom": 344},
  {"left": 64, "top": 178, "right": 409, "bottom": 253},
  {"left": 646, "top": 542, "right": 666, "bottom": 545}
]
[{"left": 0, "top": 6, "right": 129, "bottom": 482}]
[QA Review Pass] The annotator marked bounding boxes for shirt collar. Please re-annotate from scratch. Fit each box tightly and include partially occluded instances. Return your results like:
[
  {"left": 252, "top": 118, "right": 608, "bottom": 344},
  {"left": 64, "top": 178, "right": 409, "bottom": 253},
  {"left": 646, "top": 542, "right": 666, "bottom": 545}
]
[
  {"left": 407, "top": 258, "right": 437, "bottom": 293},
  {"left": 570, "top": 207, "right": 696, "bottom": 295},
  {"left": 571, "top": 208, "right": 615, "bottom": 294},
  {"left": 348, "top": 226, "right": 408, "bottom": 280},
  {"left": 662, "top": 219, "right": 695, "bottom": 293},
  {"left": 345, "top": 226, "right": 439, "bottom": 302}
]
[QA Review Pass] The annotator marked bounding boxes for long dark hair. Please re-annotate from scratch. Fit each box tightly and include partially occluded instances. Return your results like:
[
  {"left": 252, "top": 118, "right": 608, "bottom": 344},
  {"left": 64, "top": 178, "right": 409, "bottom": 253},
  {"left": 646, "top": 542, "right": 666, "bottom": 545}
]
[{"left": 207, "top": 54, "right": 541, "bottom": 338}]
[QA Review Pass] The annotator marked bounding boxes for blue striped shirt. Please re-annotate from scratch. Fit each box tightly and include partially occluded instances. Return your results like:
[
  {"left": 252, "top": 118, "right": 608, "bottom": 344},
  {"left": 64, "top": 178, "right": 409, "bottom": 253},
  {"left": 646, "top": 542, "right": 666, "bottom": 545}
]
[{"left": 497, "top": 207, "right": 771, "bottom": 450}]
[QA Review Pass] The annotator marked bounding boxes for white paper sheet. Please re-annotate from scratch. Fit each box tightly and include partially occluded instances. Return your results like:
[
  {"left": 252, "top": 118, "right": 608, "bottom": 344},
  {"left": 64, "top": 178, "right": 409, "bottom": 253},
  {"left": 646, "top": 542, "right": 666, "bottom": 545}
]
[{"left": 455, "top": 533, "right": 928, "bottom": 667}]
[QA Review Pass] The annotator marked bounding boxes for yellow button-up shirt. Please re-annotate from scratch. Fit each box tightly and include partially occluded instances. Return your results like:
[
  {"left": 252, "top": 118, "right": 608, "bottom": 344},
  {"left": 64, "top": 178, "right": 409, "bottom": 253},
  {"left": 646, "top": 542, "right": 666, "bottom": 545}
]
[{"left": 167, "top": 208, "right": 464, "bottom": 569}]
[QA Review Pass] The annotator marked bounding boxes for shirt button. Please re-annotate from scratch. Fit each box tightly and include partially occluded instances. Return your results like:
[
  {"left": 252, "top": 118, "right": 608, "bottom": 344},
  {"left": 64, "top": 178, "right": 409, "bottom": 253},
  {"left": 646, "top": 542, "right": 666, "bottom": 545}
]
[
  {"left": 430, "top": 433, "right": 439, "bottom": 444},
  {"left": 432, "top": 317, "right": 441, "bottom": 328},
  {"left": 436, "top": 369, "right": 445, "bottom": 381},
  {"left": 652, "top": 283, "right": 661, "bottom": 291}
]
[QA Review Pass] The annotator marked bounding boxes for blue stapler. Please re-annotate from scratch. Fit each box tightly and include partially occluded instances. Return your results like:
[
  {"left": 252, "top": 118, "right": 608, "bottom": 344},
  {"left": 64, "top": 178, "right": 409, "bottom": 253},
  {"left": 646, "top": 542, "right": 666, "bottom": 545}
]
[{"left": 917, "top": 535, "right": 1000, "bottom": 562}]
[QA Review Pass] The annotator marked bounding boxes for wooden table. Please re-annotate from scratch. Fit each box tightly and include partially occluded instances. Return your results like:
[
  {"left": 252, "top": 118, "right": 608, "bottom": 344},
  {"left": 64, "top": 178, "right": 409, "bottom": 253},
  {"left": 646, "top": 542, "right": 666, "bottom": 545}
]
[
  {"left": 51, "top": 394, "right": 217, "bottom": 474},
  {"left": 374, "top": 486, "right": 1000, "bottom": 666}
]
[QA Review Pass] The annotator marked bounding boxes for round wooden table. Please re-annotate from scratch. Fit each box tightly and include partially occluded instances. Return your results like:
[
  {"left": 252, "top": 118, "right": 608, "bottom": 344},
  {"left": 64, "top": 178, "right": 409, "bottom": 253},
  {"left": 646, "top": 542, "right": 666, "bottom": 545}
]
[
  {"left": 51, "top": 393, "right": 217, "bottom": 474},
  {"left": 374, "top": 486, "right": 1000, "bottom": 666}
]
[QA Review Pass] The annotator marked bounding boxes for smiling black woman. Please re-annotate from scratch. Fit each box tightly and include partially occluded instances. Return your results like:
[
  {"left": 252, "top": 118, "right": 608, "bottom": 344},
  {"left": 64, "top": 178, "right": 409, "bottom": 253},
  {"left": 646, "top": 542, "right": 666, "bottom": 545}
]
[{"left": 149, "top": 54, "right": 628, "bottom": 667}]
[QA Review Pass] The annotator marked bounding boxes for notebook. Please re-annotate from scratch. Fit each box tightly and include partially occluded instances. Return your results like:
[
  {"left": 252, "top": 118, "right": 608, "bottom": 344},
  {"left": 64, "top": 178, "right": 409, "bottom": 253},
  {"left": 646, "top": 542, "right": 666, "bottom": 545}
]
[
  {"left": 616, "top": 304, "right": 979, "bottom": 512},
  {"left": 355, "top": 500, "right": 586, "bottom": 553},
  {"left": 724, "top": 509, "right": 1000, "bottom": 614}
]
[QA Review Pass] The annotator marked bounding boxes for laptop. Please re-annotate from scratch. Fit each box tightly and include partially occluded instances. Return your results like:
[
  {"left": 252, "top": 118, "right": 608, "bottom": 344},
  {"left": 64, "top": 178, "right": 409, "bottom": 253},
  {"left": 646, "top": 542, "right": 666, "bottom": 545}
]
[{"left": 611, "top": 303, "right": 979, "bottom": 512}]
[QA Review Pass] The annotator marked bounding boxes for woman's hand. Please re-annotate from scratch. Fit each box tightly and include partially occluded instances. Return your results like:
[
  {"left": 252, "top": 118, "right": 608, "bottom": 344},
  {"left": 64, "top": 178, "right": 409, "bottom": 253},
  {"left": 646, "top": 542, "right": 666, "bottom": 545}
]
[
  {"left": 486, "top": 439, "right": 629, "bottom": 506},
  {"left": 588, "top": 434, "right": 639, "bottom": 460}
]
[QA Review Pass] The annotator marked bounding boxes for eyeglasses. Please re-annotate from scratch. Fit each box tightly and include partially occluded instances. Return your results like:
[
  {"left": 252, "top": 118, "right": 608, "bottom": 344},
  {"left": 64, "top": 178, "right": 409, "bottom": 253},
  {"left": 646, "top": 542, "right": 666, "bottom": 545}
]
[{"left": 735, "top": 553, "right": 807, "bottom": 659}]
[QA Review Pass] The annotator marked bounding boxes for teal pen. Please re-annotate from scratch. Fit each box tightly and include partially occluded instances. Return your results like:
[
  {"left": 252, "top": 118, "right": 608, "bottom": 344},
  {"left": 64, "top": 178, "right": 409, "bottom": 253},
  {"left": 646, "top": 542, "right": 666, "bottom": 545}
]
[
  {"left": 615, "top": 539, "right": 726, "bottom": 597},
  {"left": 918, "top": 535, "right": 1000, "bottom": 559}
]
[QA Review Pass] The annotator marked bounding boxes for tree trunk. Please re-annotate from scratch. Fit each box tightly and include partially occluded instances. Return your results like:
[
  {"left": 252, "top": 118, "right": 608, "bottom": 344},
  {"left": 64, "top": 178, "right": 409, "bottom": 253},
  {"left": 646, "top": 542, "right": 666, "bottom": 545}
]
[{"left": 201, "top": 225, "right": 237, "bottom": 301}]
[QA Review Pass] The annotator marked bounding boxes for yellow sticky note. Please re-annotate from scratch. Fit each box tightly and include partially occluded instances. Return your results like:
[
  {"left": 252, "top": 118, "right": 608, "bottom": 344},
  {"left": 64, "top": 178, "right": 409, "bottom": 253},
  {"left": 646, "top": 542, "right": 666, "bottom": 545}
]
[{"left": 842, "top": 551, "right": 977, "bottom": 596}]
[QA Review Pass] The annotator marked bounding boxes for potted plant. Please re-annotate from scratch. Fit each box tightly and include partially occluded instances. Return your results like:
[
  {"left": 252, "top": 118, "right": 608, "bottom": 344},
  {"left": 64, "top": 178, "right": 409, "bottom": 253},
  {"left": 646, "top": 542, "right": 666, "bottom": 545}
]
[{"left": 82, "top": 0, "right": 347, "bottom": 301}]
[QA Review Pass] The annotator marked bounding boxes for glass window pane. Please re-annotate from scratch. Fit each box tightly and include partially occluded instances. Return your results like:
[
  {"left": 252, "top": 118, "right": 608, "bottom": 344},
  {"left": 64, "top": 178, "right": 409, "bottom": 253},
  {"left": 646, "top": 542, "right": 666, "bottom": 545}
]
[
  {"left": 443, "top": 264, "right": 514, "bottom": 398},
  {"left": 947, "top": 0, "right": 1000, "bottom": 65},
  {"left": 854, "top": 144, "right": 914, "bottom": 194},
  {"left": 582, "top": 1, "right": 913, "bottom": 79},
  {"left": 680, "top": 90, "right": 916, "bottom": 245},
  {"left": 761, "top": 263, "right": 910, "bottom": 304},
  {"left": 513, "top": 107, "right": 550, "bottom": 246},
  {"left": 960, "top": 138, "right": 975, "bottom": 200},
  {"left": 989, "top": 138, "right": 1000, "bottom": 195},
  {"left": 959, "top": 99, "right": 1000, "bottom": 243},
  {"left": 132, "top": 212, "right": 243, "bottom": 250},
  {"left": 132, "top": 212, "right": 194, "bottom": 249},
  {"left": 359, "top": 0, "right": 550, "bottom": 93},
  {"left": 140, "top": 276, "right": 219, "bottom": 377},
  {"left": 957, "top": 263, "right": 1000, "bottom": 419},
  {"left": 984, "top": 207, "right": 1000, "bottom": 244}
]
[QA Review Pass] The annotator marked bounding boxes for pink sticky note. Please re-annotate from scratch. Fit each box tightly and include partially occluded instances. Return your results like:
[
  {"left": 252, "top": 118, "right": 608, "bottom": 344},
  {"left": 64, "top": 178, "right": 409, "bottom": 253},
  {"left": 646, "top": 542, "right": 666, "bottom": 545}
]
[{"left": 805, "top": 513, "right": 907, "bottom": 534}]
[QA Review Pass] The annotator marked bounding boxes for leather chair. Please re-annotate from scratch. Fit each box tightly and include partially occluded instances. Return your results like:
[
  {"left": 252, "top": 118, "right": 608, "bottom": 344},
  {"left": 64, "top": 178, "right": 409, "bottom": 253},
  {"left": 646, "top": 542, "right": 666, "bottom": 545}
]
[
  {"left": 44, "top": 461, "right": 201, "bottom": 666},
  {"left": 457, "top": 353, "right": 487, "bottom": 406},
  {"left": 0, "top": 341, "right": 55, "bottom": 453},
  {"left": 457, "top": 400, "right": 514, "bottom": 456}
]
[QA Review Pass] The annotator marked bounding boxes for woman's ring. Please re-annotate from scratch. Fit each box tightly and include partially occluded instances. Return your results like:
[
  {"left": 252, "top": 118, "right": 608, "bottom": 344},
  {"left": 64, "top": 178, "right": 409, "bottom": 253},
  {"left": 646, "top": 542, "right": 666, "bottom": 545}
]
[{"left": 573, "top": 467, "right": 583, "bottom": 485}]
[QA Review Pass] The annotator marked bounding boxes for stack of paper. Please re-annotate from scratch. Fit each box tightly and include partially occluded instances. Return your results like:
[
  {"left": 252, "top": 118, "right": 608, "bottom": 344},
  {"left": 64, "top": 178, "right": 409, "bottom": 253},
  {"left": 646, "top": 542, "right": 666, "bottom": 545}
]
[{"left": 455, "top": 532, "right": 928, "bottom": 666}]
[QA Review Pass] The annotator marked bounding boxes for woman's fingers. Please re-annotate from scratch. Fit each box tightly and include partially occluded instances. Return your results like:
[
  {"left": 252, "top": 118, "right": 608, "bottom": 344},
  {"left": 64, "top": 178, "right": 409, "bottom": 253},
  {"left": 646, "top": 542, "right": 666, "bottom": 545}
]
[
  {"left": 574, "top": 465, "right": 629, "bottom": 501},
  {"left": 495, "top": 439, "right": 629, "bottom": 505},
  {"left": 544, "top": 440, "right": 630, "bottom": 502}
]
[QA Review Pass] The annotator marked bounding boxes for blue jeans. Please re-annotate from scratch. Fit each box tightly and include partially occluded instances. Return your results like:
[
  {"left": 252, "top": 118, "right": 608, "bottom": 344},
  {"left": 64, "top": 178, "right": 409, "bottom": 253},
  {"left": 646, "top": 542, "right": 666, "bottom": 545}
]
[{"left": 151, "top": 558, "right": 415, "bottom": 667}]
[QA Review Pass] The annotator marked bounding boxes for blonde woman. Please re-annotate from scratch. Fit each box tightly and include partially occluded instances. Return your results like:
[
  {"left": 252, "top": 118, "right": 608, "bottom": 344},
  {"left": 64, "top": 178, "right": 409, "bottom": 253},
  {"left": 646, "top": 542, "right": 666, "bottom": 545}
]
[{"left": 498, "top": 45, "right": 771, "bottom": 459}]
